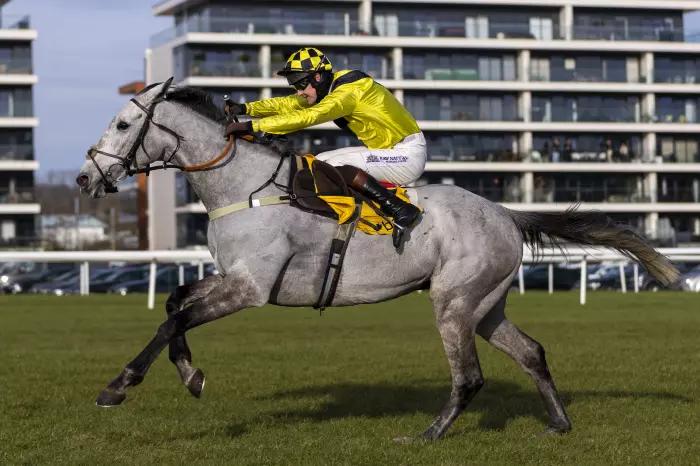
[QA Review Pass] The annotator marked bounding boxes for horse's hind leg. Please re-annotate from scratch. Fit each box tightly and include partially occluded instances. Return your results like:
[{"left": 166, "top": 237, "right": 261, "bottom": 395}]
[
  {"left": 165, "top": 274, "right": 222, "bottom": 398},
  {"left": 420, "top": 296, "right": 484, "bottom": 441},
  {"left": 476, "top": 296, "right": 572, "bottom": 433}
]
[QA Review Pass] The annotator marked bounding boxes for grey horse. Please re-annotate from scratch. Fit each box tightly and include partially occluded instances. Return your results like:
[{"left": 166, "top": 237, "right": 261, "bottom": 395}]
[{"left": 77, "top": 80, "right": 679, "bottom": 440}]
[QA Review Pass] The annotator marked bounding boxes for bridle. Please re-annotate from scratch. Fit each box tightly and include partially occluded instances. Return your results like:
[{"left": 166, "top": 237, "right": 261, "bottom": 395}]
[{"left": 85, "top": 79, "right": 238, "bottom": 193}]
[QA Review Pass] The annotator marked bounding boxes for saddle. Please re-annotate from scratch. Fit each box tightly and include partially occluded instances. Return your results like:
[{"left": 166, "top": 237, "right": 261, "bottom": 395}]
[{"left": 289, "top": 154, "right": 413, "bottom": 235}]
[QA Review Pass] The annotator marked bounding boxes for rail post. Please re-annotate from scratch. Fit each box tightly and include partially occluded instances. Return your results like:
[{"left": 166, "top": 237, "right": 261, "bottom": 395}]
[
  {"left": 580, "top": 257, "right": 587, "bottom": 305},
  {"left": 633, "top": 263, "right": 639, "bottom": 293},
  {"left": 619, "top": 262, "right": 627, "bottom": 293},
  {"left": 148, "top": 260, "right": 157, "bottom": 310},
  {"left": 198, "top": 260, "right": 204, "bottom": 280},
  {"left": 548, "top": 263, "right": 554, "bottom": 295},
  {"left": 80, "top": 261, "right": 90, "bottom": 296},
  {"left": 178, "top": 264, "right": 185, "bottom": 286},
  {"left": 518, "top": 264, "right": 525, "bottom": 295}
]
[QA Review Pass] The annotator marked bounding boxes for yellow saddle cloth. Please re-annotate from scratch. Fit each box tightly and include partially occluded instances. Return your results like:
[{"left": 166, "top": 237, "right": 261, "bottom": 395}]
[{"left": 302, "top": 155, "right": 416, "bottom": 236}]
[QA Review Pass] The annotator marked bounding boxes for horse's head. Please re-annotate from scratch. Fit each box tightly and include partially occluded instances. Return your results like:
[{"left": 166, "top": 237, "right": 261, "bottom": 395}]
[{"left": 77, "top": 78, "right": 178, "bottom": 197}]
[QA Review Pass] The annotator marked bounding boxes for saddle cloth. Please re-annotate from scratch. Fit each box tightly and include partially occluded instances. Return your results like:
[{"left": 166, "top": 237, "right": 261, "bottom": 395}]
[{"left": 290, "top": 154, "right": 416, "bottom": 235}]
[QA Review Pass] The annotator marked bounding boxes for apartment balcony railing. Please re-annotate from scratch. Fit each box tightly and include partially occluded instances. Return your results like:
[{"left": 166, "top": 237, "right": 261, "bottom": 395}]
[
  {"left": 573, "top": 25, "right": 684, "bottom": 42},
  {"left": 658, "top": 189, "right": 700, "bottom": 203},
  {"left": 0, "top": 15, "right": 30, "bottom": 30},
  {"left": 187, "top": 62, "right": 261, "bottom": 78},
  {"left": 533, "top": 188, "right": 651, "bottom": 203},
  {"left": 152, "top": 16, "right": 359, "bottom": 47},
  {"left": 428, "top": 150, "right": 520, "bottom": 162},
  {"left": 378, "top": 20, "right": 560, "bottom": 41},
  {"left": 0, "top": 144, "right": 33, "bottom": 161},
  {"left": 0, "top": 58, "right": 32, "bottom": 74},
  {"left": 0, "top": 188, "right": 35, "bottom": 203},
  {"left": 532, "top": 112, "right": 640, "bottom": 123}
]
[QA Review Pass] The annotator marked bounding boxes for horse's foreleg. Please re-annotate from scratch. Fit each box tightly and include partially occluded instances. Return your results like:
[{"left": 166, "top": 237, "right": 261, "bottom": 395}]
[
  {"left": 96, "top": 271, "right": 262, "bottom": 407},
  {"left": 165, "top": 274, "right": 223, "bottom": 398},
  {"left": 477, "top": 298, "right": 571, "bottom": 434}
]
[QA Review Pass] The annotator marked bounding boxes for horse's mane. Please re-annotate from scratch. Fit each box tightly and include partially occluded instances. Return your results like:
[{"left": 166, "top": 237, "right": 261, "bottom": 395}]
[{"left": 166, "top": 86, "right": 226, "bottom": 123}]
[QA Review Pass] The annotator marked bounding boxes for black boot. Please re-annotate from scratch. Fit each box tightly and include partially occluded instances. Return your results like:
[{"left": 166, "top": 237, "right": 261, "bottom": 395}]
[{"left": 352, "top": 171, "right": 421, "bottom": 250}]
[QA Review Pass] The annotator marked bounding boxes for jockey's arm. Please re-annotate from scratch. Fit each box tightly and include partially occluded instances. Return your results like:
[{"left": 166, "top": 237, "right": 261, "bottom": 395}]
[
  {"left": 252, "top": 86, "right": 358, "bottom": 135},
  {"left": 245, "top": 95, "right": 309, "bottom": 118}
]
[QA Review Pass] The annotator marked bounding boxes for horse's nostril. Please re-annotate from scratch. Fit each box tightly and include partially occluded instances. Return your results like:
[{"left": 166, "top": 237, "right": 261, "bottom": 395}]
[{"left": 76, "top": 174, "right": 90, "bottom": 187}]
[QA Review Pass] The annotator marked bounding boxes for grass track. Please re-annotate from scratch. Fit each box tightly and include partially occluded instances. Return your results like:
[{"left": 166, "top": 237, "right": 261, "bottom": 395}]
[{"left": 0, "top": 292, "right": 698, "bottom": 465}]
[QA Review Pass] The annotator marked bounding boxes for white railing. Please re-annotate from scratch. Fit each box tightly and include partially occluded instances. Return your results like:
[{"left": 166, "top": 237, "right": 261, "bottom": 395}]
[{"left": 1, "top": 247, "right": 699, "bottom": 309}]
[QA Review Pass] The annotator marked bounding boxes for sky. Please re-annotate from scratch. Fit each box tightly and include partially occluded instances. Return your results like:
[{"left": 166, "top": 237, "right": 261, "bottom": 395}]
[
  {"left": 1, "top": 2, "right": 699, "bottom": 179},
  {"left": 3, "top": 0, "right": 168, "bottom": 178}
]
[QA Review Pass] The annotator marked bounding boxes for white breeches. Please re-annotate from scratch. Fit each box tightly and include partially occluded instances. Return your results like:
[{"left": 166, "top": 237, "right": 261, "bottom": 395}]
[{"left": 315, "top": 132, "right": 427, "bottom": 185}]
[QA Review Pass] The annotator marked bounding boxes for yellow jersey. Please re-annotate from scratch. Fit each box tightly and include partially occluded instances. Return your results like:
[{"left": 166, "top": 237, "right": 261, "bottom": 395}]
[{"left": 247, "top": 70, "right": 420, "bottom": 150}]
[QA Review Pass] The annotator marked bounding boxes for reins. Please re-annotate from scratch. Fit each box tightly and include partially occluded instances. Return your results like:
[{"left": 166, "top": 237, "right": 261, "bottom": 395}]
[{"left": 86, "top": 81, "right": 243, "bottom": 192}]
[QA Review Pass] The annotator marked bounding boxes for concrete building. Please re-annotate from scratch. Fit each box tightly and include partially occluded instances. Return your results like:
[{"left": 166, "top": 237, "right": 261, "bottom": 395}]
[
  {"left": 0, "top": 2, "right": 38, "bottom": 248},
  {"left": 146, "top": 0, "right": 700, "bottom": 248}
]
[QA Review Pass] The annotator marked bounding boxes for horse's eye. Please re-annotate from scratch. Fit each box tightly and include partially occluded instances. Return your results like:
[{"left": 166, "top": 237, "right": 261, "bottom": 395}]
[{"left": 117, "top": 121, "right": 130, "bottom": 131}]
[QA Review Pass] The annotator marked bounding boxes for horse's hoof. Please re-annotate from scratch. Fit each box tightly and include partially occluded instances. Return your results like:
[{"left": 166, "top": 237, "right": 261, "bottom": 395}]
[
  {"left": 419, "top": 423, "right": 444, "bottom": 441},
  {"left": 543, "top": 423, "right": 571, "bottom": 435},
  {"left": 185, "top": 368, "right": 206, "bottom": 398},
  {"left": 96, "top": 389, "right": 126, "bottom": 407}
]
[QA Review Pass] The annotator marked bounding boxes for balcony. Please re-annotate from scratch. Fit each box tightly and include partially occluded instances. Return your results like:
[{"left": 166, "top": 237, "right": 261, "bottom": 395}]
[
  {"left": 0, "top": 57, "right": 31, "bottom": 75},
  {"left": 152, "top": 15, "right": 359, "bottom": 47},
  {"left": 532, "top": 183, "right": 650, "bottom": 204},
  {"left": 0, "top": 143, "right": 32, "bottom": 161},
  {"left": 0, "top": 187, "right": 35, "bottom": 204}
]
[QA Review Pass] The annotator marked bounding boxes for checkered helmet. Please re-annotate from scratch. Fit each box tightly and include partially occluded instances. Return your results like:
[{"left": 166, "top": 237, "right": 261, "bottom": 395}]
[{"left": 277, "top": 47, "right": 332, "bottom": 80}]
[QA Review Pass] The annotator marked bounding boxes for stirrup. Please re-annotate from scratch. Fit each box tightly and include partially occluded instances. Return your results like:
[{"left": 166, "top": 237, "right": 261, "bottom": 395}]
[{"left": 391, "top": 212, "right": 422, "bottom": 252}]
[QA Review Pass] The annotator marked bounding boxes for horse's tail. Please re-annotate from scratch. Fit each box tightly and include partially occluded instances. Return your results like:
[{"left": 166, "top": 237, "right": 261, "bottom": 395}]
[{"left": 507, "top": 206, "right": 680, "bottom": 287}]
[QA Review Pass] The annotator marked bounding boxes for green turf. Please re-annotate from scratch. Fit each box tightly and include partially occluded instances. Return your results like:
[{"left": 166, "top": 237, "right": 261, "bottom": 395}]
[{"left": 0, "top": 292, "right": 698, "bottom": 465}]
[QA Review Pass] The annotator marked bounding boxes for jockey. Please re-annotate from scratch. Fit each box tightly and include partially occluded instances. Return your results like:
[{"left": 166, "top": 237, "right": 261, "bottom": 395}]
[{"left": 224, "top": 47, "right": 425, "bottom": 249}]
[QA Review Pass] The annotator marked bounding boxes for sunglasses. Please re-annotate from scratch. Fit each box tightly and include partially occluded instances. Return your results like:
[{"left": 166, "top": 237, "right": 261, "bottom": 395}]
[{"left": 290, "top": 77, "right": 311, "bottom": 91}]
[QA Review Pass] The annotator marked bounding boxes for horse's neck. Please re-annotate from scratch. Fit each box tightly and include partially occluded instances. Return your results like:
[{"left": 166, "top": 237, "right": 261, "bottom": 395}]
[{"left": 169, "top": 115, "right": 289, "bottom": 211}]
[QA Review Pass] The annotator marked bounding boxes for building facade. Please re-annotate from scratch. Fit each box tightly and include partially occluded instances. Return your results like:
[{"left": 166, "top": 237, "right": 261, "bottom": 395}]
[
  {"left": 147, "top": 0, "right": 700, "bottom": 248},
  {"left": 0, "top": 2, "right": 38, "bottom": 249}
]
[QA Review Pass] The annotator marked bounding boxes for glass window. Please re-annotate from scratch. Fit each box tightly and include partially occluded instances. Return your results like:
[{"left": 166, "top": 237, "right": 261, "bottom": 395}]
[
  {"left": 532, "top": 94, "right": 639, "bottom": 122},
  {"left": 424, "top": 132, "right": 518, "bottom": 162},
  {"left": 174, "top": 45, "right": 260, "bottom": 80},
  {"left": 655, "top": 55, "right": 700, "bottom": 84},
  {"left": 0, "top": 129, "right": 32, "bottom": 160},
  {"left": 574, "top": 9, "right": 683, "bottom": 41},
  {"left": 532, "top": 133, "right": 642, "bottom": 162},
  {"left": 0, "top": 43, "right": 31, "bottom": 74},
  {"left": 0, "top": 87, "right": 32, "bottom": 117}
]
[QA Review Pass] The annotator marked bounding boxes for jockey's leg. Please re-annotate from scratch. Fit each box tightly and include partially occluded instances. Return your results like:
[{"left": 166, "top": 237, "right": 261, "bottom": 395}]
[
  {"left": 336, "top": 166, "right": 421, "bottom": 250},
  {"left": 316, "top": 138, "right": 426, "bottom": 250}
]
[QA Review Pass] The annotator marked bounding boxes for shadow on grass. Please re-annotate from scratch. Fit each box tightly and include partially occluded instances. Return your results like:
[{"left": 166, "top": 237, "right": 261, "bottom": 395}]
[{"left": 250, "top": 379, "right": 692, "bottom": 432}]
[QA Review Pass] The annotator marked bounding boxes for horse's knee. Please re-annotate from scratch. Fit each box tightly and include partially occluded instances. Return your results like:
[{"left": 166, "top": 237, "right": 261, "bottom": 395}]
[{"left": 166, "top": 285, "right": 190, "bottom": 314}]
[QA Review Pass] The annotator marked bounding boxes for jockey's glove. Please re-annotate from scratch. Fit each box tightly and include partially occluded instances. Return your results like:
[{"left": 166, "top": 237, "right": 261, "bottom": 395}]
[
  {"left": 224, "top": 102, "right": 246, "bottom": 116},
  {"left": 224, "top": 120, "right": 253, "bottom": 138}
]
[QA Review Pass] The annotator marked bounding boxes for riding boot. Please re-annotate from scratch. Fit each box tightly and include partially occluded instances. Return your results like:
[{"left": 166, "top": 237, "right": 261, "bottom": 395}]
[{"left": 343, "top": 167, "right": 422, "bottom": 250}]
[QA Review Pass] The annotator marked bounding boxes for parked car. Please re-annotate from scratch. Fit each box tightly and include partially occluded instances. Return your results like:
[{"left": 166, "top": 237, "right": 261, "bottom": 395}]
[
  {"left": 514, "top": 264, "right": 581, "bottom": 290},
  {"left": 639, "top": 262, "right": 695, "bottom": 291},
  {"left": 1, "top": 263, "right": 77, "bottom": 294},
  {"left": 108, "top": 265, "right": 201, "bottom": 295},
  {"left": 88, "top": 265, "right": 150, "bottom": 293},
  {"left": 679, "top": 265, "right": 700, "bottom": 292},
  {"left": 29, "top": 267, "right": 113, "bottom": 295}
]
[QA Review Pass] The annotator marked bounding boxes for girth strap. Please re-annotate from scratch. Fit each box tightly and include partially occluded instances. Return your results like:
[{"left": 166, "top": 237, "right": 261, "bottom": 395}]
[
  {"left": 315, "top": 203, "right": 361, "bottom": 310},
  {"left": 208, "top": 195, "right": 291, "bottom": 221}
]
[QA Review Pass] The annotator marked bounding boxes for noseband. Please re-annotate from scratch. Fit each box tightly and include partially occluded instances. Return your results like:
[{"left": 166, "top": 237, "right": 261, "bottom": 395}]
[{"left": 86, "top": 93, "right": 186, "bottom": 193}]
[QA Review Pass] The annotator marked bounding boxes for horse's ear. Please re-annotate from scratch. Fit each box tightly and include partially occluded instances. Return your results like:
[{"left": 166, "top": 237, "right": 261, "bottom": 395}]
[{"left": 159, "top": 77, "right": 174, "bottom": 98}]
